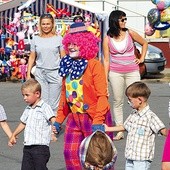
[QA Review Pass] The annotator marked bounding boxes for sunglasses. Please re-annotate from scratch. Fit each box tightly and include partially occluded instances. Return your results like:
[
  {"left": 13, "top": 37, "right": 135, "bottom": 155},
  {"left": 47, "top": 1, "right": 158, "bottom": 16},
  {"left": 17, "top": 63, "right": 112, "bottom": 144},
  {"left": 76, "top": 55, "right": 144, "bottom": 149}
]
[
  {"left": 119, "top": 18, "right": 127, "bottom": 22},
  {"left": 40, "top": 13, "right": 53, "bottom": 19}
]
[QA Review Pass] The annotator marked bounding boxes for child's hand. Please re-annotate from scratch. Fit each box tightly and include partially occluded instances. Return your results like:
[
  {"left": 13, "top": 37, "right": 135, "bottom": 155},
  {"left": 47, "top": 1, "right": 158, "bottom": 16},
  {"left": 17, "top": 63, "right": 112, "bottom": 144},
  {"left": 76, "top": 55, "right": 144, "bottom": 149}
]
[
  {"left": 51, "top": 133, "right": 57, "bottom": 142},
  {"left": 8, "top": 136, "right": 17, "bottom": 147},
  {"left": 53, "top": 122, "right": 61, "bottom": 134},
  {"left": 104, "top": 124, "right": 109, "bottom": 132}
]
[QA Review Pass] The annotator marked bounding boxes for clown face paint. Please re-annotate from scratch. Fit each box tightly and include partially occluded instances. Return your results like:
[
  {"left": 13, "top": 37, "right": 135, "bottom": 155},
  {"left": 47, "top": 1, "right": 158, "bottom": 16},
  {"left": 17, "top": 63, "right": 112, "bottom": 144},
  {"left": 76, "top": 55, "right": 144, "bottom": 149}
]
[{"left": 68, "top": 43, "right": 80, "bottom": 58}]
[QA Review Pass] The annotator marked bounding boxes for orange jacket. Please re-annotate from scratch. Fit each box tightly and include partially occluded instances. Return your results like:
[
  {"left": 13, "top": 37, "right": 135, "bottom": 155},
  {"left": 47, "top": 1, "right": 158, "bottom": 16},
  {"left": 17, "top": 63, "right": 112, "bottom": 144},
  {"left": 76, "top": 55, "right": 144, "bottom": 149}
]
[{"left": 56, "top": 58, "right": 110, "bottom": 125}]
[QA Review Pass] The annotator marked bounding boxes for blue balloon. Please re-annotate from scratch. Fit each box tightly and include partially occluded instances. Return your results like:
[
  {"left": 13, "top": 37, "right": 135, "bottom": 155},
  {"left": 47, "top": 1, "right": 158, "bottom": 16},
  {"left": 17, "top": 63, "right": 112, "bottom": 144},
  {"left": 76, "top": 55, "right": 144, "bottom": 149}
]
[
  {"left": 147, "top": 8, "right": 160, "bottom": 25},
  {"left": 154, "top": 22, "right": 170, "bottom": 30},
  {"left": 151, "top": 0, "right": 157, "bottom": 4}
]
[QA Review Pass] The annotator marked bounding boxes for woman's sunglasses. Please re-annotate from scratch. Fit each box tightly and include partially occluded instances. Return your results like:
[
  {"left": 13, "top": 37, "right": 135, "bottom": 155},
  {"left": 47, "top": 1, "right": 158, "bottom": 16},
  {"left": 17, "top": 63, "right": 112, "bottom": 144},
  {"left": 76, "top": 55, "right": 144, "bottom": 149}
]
[
  {"left": 119, "top": 18, "right": 127, "bottom": 22},
  {"left": 40, "top": 13, "right": 53, "bottom": 19}
]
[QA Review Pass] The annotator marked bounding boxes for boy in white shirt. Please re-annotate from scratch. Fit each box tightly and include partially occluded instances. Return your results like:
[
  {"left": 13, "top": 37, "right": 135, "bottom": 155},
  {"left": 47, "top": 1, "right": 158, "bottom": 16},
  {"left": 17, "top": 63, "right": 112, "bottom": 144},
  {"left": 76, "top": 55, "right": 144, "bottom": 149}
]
[
  {"left": 0, "top": 104, "right": 12, "bottom": 138},
  {"left": 105, "top": 81, "right": 167, "bottom": 170},
  {"left": 8, "top": 78, "right": 56, "bottom": 170}
]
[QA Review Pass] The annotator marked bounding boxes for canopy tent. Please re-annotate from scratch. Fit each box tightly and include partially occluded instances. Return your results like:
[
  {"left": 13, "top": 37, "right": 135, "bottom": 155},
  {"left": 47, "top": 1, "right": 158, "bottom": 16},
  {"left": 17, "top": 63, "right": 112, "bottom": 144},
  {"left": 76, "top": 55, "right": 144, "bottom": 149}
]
[{"left": 0, "top": 0, "right": 108, "bottom": 51}]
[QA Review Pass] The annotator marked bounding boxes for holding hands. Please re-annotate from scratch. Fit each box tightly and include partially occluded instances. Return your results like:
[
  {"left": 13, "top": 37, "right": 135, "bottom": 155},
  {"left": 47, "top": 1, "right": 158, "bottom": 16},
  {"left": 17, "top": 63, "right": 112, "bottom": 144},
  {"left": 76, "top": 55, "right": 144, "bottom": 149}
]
[
  {"left": 8, "top": 135, "right": 17, "bottom": 147},
  {"left": 53, "top": 122, "right": 61, "bottom": 134},
  {"left": 92, "top": 124, "right": 105, "bottom": 132}
]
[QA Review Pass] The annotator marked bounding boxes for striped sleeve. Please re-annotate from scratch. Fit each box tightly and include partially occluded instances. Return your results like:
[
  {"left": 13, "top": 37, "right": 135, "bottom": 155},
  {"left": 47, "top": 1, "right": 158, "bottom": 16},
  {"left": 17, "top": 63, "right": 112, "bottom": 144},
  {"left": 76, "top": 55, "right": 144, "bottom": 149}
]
[{"left": 0, "top": 105, "right": 7, "bottom": 121}]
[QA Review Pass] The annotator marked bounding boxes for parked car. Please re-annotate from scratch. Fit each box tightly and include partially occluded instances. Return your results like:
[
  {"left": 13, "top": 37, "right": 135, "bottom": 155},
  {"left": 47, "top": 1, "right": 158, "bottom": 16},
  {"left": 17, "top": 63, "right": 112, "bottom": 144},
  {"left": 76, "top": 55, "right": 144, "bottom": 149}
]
[{"left": 135, "top": 42, "right": 167, "bottom": 77}]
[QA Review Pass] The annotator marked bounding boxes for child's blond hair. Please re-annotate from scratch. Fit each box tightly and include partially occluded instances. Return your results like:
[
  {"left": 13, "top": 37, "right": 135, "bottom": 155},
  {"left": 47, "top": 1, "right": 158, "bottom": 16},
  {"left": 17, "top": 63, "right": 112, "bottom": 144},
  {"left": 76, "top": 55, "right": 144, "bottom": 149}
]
[{"left": 21, "top": 78, "right": 41, "bottom": 94}]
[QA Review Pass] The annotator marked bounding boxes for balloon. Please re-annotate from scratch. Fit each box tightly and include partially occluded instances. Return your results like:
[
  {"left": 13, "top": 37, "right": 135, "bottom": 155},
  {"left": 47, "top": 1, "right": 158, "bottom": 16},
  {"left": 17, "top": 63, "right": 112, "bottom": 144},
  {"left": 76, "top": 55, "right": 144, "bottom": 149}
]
[
  {"left": 157, "top": 1, "right": 166, "bottom": 11},
  {"left": 151, "top": 0, "right": 157, "bottom": 4},
  {"left": 147, "top": 8, "right": 160, "bottom": 25},
  {"left": 156, "top": 0, "right": 170, "bottom": 11},
  {"left": 145, "top": 23, "right": 155, "bottom": 36},
  {"left": 154, "top": 22, "right": 170, "bottom": 30},
  {"left": 161, "top": 7, "right": 170, "bottom": 22}
]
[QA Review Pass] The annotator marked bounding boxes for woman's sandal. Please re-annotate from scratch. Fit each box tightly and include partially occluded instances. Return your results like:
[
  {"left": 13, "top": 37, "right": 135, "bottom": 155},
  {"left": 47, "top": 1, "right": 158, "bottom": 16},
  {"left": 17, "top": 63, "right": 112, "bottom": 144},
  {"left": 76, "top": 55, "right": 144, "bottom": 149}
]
[{"left": 113, "top": 132, "right": 124, "bottom": 141}]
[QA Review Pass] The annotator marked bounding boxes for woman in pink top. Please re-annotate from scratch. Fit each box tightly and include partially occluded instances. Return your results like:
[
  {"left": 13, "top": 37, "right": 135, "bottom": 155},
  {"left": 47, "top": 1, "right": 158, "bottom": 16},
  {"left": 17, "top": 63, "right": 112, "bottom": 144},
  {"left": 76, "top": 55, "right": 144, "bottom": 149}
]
[{"left": 103, "top": 10, "right": 148, "bottom": 140}]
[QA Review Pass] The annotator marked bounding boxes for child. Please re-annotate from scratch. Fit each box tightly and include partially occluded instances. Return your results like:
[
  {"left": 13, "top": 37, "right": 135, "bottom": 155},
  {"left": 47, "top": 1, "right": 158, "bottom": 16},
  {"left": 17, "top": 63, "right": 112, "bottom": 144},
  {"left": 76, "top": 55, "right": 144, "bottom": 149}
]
[
  {"left": 105, "top": 81, "right": 167, "bottom": 170},
  {"left": 0, "top": 104, "right": 12, "bottom": 138},
  {"left": 79, "top": 130, "right": 117, "bottom": 170},
  {"left": 8, "top": 78, "right": 56, "bottom": 170}
]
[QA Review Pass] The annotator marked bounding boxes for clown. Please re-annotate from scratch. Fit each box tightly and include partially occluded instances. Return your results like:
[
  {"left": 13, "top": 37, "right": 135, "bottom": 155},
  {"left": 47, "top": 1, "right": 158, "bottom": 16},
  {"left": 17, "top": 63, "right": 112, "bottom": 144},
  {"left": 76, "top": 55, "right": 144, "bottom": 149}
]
[{"left": 53, "top": 22, "right": 113, "bottom": 169}]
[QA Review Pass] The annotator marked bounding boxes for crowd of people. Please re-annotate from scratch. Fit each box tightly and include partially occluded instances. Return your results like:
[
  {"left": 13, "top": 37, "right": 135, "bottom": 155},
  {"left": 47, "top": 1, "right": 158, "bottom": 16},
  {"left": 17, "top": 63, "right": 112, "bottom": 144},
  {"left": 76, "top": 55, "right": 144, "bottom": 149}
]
[{"left": 0, "top": 10, "right": 170, "bottom": 170}]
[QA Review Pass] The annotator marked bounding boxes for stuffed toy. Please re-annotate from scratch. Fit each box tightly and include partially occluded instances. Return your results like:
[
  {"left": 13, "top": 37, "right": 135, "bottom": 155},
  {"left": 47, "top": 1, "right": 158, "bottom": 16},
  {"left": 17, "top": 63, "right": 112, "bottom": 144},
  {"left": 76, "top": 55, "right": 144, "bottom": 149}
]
[
  {"left": 84, "top": 13, "right": 101, "bottom": 37},
  {"left": 1, "top": 58, "right": 11, "bottom": 80},
  {"left": 5, "top": 37, "right": 15, "bottom": 60},
  {"left": 16, "top": 31, "right": 25, "bottom": 53},
  {"left": 84, "top": 13, "right": 91, "bottom": 26},
  {"left": 19, "top": 58, "right": 27, "bottom": 83},
  {"left": 11, "top": 12, "right": 21, "bottom": 28},
  {"left": 9, "top": 51, "right": 20, "bottom": 81},
  {"left": 4, "top": 12, "right": 21, "bottom": 36}
]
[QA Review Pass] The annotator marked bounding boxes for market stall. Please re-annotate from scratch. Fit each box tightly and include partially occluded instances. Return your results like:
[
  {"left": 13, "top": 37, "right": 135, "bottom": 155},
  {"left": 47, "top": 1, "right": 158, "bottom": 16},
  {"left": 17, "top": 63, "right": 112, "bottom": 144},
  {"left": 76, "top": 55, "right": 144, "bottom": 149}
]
[{"left": 0, "top": 0, "right": 108, "bottom": 81}]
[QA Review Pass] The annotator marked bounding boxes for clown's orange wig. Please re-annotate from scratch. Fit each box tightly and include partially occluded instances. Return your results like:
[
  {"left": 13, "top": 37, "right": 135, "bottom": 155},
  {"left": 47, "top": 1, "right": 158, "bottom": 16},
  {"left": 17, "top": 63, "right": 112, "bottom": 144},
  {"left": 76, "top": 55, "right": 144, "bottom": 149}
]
[{"left": 62, "top": 31, "right": 100, "bottom": 60}]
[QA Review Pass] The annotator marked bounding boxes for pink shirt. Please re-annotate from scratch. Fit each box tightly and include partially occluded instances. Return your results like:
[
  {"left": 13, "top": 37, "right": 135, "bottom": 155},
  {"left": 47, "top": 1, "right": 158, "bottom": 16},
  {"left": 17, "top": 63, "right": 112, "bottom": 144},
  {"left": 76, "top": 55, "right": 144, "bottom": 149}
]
[{"left": 108, "top": 31, "right": 139, "bottom": 73}]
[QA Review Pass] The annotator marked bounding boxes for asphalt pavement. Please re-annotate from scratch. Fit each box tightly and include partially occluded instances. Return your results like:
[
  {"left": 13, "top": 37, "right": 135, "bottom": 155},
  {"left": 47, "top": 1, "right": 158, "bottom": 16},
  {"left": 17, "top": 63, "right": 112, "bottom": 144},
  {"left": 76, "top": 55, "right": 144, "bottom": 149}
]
[{"left": 0, "top": 70, "right": 170, "bottom": 170}]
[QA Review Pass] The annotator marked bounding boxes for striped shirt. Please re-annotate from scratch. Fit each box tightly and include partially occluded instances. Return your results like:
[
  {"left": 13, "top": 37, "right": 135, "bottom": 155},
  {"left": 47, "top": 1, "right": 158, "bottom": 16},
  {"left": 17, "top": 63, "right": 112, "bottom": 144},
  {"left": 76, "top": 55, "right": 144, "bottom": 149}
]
[
  {"left": 0, "top": 104, "right": 7, "bottom": 121},
  {"left": 108, "top": 31, "right": 139, "bottom": 73},
  {"left": 124, "top": 105, "right": 165, "bottom": 161},
  {"left": 20, "top": 100, "right": 55, "bottom": 146}
]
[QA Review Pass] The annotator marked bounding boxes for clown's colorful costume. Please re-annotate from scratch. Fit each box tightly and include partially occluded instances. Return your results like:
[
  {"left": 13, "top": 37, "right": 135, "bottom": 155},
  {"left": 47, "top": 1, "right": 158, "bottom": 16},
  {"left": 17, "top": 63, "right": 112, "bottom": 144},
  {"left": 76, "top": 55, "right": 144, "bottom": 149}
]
[{"left": 54, "top": 22, "right": 113, "bottom": 170}]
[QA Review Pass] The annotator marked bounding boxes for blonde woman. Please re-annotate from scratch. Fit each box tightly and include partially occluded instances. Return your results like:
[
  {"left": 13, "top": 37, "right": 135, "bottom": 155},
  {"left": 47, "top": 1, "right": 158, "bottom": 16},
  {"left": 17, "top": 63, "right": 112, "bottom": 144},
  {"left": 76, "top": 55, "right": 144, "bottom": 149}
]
[{"left": 27, "top": 13, "right": 65, "bottom": 113}]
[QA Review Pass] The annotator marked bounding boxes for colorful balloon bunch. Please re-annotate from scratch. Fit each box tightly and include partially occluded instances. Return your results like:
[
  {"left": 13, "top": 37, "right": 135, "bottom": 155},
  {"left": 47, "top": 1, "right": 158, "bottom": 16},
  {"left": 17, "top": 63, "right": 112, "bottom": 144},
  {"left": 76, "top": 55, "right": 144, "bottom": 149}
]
[{"left": 145, "top": 0, "right": 170, "bottom": 36}]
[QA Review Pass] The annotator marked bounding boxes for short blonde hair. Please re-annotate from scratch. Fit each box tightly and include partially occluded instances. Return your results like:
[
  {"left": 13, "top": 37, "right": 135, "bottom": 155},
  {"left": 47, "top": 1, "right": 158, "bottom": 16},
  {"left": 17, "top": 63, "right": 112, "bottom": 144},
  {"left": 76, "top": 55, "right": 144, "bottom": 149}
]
[
  {"left": 38, "top": 13, "right": 56, "bottom": 36},
  {"left": 21, "top": 78, "right": 41, "bottom": 94}
]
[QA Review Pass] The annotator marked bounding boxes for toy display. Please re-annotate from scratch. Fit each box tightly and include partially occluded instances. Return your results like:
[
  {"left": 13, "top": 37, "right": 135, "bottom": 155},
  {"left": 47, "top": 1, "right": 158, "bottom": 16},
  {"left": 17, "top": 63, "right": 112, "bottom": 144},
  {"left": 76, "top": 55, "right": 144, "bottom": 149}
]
[{"left": 0, "top": 1, "right": 101, "bottom": 82}]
